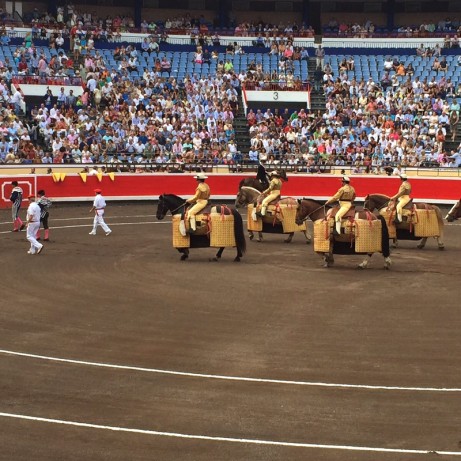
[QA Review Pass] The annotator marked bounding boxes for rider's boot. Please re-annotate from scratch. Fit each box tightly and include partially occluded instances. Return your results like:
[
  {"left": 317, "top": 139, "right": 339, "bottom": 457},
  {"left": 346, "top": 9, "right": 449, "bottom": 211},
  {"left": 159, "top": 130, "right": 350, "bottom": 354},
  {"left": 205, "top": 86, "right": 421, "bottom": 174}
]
[
  {"left": 189, "top": 216, "right": 197, "bottom": 233},
  {"left": 334, "top": 220, "right": 341, "bottom": 235}
]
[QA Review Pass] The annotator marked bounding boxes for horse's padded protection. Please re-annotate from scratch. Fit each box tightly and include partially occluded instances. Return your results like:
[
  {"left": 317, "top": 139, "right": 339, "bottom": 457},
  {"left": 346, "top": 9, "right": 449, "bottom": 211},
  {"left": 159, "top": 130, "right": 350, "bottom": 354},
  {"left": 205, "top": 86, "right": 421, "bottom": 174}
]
[{"left": 413, "top": 209, "right": 439, "bottom": 237}]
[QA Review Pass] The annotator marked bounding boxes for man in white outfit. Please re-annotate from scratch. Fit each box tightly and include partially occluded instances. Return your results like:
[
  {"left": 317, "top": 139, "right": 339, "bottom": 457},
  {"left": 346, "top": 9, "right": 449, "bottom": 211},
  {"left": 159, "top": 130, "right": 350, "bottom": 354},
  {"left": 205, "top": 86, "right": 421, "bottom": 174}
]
[
  {"left": 26, "top": 195, "right": 44, "bottom": 255},
  {"left": 89, "top": 189, "right": 112, "bottom": 236}
]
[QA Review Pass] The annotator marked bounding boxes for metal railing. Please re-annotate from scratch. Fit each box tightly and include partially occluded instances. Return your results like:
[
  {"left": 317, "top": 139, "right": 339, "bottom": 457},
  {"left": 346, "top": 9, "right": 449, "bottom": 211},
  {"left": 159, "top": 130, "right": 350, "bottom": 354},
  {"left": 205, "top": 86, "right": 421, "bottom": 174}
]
[{"left": 1, "top": 161, "right": 460, "bottom": 177}]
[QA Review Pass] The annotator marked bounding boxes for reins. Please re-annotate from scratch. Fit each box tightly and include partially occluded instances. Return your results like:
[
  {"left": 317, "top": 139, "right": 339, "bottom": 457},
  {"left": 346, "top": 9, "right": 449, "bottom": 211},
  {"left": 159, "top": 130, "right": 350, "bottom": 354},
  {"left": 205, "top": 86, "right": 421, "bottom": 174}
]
[
  {"left": 160, "top": 196, "right": 187, "bottom": 215},
  {"left": 299, "top": 202, "right": 327, "bottom": 222}
]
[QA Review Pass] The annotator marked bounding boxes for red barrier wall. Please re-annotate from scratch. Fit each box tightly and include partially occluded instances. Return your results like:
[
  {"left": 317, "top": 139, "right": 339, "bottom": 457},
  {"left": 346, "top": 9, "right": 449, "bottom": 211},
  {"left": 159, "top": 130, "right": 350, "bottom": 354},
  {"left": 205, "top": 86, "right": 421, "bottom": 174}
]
[{"left": 1, "top": 174, "right": 460, "bottom": 208}]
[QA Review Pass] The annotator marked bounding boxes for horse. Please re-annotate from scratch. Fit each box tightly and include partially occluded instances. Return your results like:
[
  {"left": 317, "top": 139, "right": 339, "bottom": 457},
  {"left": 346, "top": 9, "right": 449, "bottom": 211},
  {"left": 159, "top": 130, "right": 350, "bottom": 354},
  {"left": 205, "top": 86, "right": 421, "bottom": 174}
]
[
  {"left": 238, "top": 177, "right": 265, "bottom": 192},
  {"left": 234, "top": 186, "right": 311, "bottom": 244},
  {"left": 156, "top": 194, "right": 246, "bottom": 262},
  {"left": 295, "top": 198, "right": 391, "bottom": 269},
  {"left": 363, "top": 194, "right": 444, "bottom": 250},
  {"left": 445, "top": 199, "right": 461, "bottom": 222}
]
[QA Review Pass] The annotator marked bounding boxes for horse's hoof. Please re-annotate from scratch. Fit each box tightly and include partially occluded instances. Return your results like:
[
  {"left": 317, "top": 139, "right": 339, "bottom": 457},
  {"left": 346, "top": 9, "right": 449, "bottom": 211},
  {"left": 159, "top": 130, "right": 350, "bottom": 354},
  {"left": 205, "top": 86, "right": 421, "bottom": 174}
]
[
  {"left": 305, "top": 240, "right": 311, "bottom": 245},
  {"left": 283, "top": 239, "right": 291, "bottom": 244},
  {"left": 256, "top": 239, "right": 262, "bottom": 243},
  {"left": 323, "top": 263, "right": 330, "bottom": 268},
  {"left": 180, "top": 255, "right": 188, "bottom": 261},
  {"left": 249, "top": 235, "right": 254, "bottom": 241},
  {"left": 233, "top": 257, "right": 241, "bottom": 262},
  {"left": 416, "top": 244, "right": 424, "bottom": 250},
  {"left": 438, "top": 245, "right": 445, "bottom": 251},
  {"left": 209, "top": 257, "right": 219, "bottom": 262}
]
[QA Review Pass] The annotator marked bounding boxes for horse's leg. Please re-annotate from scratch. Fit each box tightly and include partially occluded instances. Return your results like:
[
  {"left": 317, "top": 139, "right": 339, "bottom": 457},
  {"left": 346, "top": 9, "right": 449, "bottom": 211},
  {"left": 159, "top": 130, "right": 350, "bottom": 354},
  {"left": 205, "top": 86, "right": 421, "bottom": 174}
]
[
  {"left": 302, "top": 230, "right": 312, "bottom": 244},
  {"left": 179, "top": 249, "right": 189, "bottom": 261},
  {"left": 383, "top": 255, "right": 392, "bottom": 270},
  {"left": 234, "top": 246, "right": 242, "bottom": 262},
  {"left": 256, "top": 231, "right": 263, "bottom": 242},
  {"left": 210, "top": 247, "right": 225, "bottom": 262},
  {"left": 323, "top": 247, "right": 334, "bottom": 268},
  {"left": 416, "top": 237, "right": 427, "bottom": 249},
  {"left": 436, "top": 236, "right": 445, "bottom": 250},
  {"left": 248, "top": 230, "right": 254, "bottom": 240},
  {"left": 392, "top": 238, "right": 398, "bottom": 248},
  {"left": 435, "top": 208, "right": 445, "bottom": 250},
  {"left": 284, "top": 232, "right": 294, "bottom": 243},
  {"left": 357, "top": 254, "right": 372, "bottom": 269}
]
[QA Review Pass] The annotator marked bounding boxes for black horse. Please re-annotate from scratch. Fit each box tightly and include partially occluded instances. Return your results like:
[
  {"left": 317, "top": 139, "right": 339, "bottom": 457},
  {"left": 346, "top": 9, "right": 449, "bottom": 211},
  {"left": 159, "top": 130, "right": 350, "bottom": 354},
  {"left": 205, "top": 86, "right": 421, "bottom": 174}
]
[
  {"left": 237, "top": 167, "right": 288, "bottom": 192},
  {"left": 156, "top": 194, "right": 246, "bottom": 262}
]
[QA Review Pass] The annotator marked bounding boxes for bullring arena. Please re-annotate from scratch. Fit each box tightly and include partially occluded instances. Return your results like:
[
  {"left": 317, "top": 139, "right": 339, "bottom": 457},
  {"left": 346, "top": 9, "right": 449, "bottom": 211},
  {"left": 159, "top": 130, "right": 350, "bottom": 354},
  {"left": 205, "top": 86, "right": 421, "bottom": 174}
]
[
  {"left": 1, "top": 192, "right": 461, "bottom": 460},
  {"left": 3, "top": 0, "right": 461, "bottom": 458}
]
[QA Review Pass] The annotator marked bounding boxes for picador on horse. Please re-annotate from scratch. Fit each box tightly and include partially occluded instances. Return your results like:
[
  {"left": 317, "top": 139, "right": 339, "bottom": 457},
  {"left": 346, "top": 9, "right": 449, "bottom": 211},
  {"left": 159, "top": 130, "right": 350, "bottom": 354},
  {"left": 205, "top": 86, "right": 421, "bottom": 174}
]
[
  {"left": 157, "top": 174, "right": 246, "bottom": 262},
  {"left": 181, "top": 173, "right": 210, "bottom": 235},
  {"left": 325, "top": 175, "right": 356, "bottom": 235},
  {"left": 238, "top": 159, "right": 287, "bottom": 193}
]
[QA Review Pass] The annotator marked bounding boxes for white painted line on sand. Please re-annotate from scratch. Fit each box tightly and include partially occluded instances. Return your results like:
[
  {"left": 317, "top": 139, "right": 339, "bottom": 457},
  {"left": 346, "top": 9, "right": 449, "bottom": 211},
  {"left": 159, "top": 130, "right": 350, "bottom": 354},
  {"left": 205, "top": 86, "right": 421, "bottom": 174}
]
[
  {"left": 0, "top": 215, "right": 155, "bottom": 225},
  {"left": 0, "top": 412, "right": 458, "bottom": 455},
  {"left": 0, "top": 349, "right": 459, "bottom": 393},
  {"left": 0, "top": 221, "right": 168, "bottom": 234}
]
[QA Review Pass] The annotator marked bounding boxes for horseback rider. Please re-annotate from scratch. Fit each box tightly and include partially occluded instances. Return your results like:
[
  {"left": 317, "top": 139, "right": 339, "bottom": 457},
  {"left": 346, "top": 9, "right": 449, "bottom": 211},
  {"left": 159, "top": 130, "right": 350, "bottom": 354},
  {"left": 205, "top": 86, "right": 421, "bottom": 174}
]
[
  {"left": 256, "top": 158, "right": 269, "bottom": 189},
  {"left": 325, "top": 175, "right": 356, "bottom": 234},
  {"left": 185, "top": 173, "right": 210, "bottom": 232},
  {"left": 391, "top": 173, "right": 411, "bottom": 223},
  {"left": 259, "top": 170, "right": 283, "bottom": 216}
]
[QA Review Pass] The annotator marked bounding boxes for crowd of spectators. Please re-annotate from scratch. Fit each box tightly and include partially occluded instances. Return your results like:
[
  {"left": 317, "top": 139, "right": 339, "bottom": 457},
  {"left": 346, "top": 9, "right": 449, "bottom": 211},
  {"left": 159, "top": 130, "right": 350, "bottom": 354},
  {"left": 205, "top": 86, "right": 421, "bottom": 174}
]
[
  {"left": 244, "top": 64, "right": 461, "bottom": 173},
  {"left": 324, "top": 17, "right": 461, "bottom": 38},
  {"left": 0, "top": 64, "right": 244, "bottom": 169},
  {"left": 1, "top": 7, "right": 461, "bottom": 171}
]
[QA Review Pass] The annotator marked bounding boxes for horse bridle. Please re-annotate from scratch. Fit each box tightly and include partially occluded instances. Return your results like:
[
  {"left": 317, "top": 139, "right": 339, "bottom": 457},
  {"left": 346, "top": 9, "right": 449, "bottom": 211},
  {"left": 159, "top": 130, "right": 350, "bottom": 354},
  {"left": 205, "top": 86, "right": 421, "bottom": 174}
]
[
  {"left": 157, "top": 197, "right": 185, "bottom": 218},
  {"left": 298, "top": 203, "right": 327, "bottom": 222}
]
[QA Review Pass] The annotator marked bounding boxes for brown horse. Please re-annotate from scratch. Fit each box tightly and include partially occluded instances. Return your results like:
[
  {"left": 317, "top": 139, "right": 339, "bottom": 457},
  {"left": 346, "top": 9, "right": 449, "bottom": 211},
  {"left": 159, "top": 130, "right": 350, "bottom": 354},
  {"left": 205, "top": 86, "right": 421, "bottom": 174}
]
[
  {"left": 237, "top": 177, "right": 265, "bottom": 193},
  {"left": 235, "top": 186, "right": 311, "bottom": 244},
  {"left": 445, "top": 199, "right": 461, "bottom": 222},
  {"left": 364, "top": 193, "right": 444, "bottom": 250},
  {"left": 295, "top": 198, "right": 391, "bottom": 269}
]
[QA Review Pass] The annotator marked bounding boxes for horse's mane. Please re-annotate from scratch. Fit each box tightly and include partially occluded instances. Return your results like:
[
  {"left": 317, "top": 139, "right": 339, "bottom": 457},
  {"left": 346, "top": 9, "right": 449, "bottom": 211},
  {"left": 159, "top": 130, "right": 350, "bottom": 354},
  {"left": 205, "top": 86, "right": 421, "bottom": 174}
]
[
  {"left": 241, "top": 186, "right": 262, "bottom": 194},
  {"left": 162, "top": 193, "right": 182, "bottom": 199},
  {"left": 369, "top": 193, "right": 391, "bottom": 200},
  {"left": 302, "top": 197, "right": 329, "bottom": 207}
]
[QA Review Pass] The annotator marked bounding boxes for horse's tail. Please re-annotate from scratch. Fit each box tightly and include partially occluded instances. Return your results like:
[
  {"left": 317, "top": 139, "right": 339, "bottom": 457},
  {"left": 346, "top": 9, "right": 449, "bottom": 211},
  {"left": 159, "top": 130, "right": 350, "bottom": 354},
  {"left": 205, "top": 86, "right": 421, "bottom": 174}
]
[
  {"left": 232, "top": 208, "right": 246, "bottom": 255},
  {"left": 378, "top": 215, "right": 390, "bottom": 257}
]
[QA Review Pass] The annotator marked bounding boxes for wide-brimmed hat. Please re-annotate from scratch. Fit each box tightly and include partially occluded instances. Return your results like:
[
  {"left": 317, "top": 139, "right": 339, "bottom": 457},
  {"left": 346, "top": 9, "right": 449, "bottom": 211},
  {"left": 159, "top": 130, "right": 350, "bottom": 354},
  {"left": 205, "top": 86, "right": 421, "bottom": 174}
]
[
  {"left": 400, "top": 173, "right": 408, "bottom": 180},
  {"left": 342, "top": 175, "right": 350, "bottom": 182},
  {"left": 194, "top": 173, "right": 208, "bottom": 180}
]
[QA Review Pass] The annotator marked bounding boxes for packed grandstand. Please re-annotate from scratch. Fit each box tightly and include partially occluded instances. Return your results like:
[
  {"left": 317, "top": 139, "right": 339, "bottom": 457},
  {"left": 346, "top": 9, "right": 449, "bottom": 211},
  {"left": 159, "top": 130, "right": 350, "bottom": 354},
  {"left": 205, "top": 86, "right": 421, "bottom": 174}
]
[{"left": 1, "top": 4, "right": 461, "bottom": 174}]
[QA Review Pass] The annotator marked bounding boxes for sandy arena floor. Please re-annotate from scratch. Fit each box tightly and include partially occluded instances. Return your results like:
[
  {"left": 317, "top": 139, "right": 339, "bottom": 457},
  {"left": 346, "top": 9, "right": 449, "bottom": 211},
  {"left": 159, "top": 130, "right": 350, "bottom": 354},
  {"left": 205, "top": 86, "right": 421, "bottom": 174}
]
[{"left": 0, "top": 202, "right": 460, "bottom": 461}]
